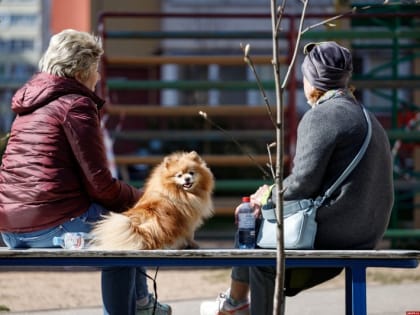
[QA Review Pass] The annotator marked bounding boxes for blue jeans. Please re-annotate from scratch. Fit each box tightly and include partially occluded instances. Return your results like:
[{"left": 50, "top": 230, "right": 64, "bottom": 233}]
[
  {"left": 0, "top": 203, "right": 149, "bottom": 315},
  {"left": 231, "top": 230, "right": 250, "bottom": 284}
]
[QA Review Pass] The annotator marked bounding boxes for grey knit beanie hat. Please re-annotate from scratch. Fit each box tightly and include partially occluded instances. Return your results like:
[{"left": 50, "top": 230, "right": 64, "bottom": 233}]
[{"left": 301, "top": 41, "right": 353, "bottom": 91}]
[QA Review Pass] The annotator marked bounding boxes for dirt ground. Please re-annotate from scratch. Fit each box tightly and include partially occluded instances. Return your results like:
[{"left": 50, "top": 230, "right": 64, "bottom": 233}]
[
  {"left": 1, "top": 266, "right": 420, "bottom": 313},
  {"left": 0, "top": 268, "right": 230, "bottom": 312}
]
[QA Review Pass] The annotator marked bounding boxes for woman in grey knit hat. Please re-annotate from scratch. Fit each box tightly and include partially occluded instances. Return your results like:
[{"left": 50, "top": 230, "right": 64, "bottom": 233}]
[{"left": 201, "top": 41, "right": 393, "bottom": 315}]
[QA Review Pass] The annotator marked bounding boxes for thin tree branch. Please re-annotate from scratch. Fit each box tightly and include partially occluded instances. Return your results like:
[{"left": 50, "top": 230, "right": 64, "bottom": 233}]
[
  {"left": 266, "top": 142, "right": 276, "bottom": 179},
  {"left": 198, "top": 111, "right": 271, "bottom": 179},
  {"left": 301, "top": 6, "right": 360, "bottom": 35},
  {"left": 281, "top": 0, "right": 309, "bottom": 90},
  {"left": 300, "top": 5, "right": 377, "bottom": 36},
  {"left": 241, "top": 43, "right": 277, "bottom": 129},
  {"left": 282, "top": 4, "right": 377, "bottom": 90},
  {"left": 270, "top": 0, "right": 286, "bottom": 313},
  {"left": 275, "top": 1, "right": 287, "bottom": 34}
]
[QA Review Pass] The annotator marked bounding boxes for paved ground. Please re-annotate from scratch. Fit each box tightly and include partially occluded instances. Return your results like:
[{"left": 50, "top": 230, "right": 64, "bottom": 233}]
[{"left": 5, "top": 282, "right": 420, "bottom": 315}]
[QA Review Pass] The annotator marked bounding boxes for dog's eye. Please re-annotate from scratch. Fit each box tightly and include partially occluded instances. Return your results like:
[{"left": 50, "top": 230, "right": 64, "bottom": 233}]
[
  {"left": 175, "top": 172, "right": 183, "bottom": 178},
  {"left": 189, "top": 171, "right": 194, "bottom": 176}
]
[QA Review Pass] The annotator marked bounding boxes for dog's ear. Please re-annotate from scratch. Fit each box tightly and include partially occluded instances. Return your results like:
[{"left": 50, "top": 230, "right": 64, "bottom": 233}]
[
  {"left": 187, "top": 151, "right": 202, "bottom": 163},
  {"left": 163, "top": 155, "right": 174, "bottom": 169}
]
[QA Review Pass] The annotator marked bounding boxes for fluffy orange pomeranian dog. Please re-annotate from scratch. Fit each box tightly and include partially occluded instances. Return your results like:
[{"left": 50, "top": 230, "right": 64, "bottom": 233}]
[{"left": 91, "top": 151, "right": 214, "bottom": 250}]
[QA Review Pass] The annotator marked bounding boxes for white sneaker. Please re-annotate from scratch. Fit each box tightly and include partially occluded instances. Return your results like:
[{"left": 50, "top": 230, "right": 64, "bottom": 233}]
[{"left": 200, "top": 291, "right": 250, "bottom": 315}]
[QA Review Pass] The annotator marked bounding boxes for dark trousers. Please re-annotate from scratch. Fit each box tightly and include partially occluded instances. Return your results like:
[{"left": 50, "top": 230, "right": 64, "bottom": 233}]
[{"left": 249, "top": 266, "right": 343, "bottom": 315}]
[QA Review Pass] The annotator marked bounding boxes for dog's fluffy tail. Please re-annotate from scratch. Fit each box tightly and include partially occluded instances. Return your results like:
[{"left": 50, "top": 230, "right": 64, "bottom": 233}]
[{"left": 90, "top": 213, "right": 145, "bottom": 250}]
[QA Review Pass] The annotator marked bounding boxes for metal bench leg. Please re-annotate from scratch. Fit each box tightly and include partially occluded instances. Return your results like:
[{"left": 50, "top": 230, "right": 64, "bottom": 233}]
[{"left": 345, "top": 266, "right": 367, "bottom": 315}]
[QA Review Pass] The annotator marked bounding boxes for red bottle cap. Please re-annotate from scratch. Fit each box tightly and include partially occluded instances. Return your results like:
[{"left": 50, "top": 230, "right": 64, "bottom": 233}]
[{"left": 242, "top": 196, "right": 250, "bottom": 202}]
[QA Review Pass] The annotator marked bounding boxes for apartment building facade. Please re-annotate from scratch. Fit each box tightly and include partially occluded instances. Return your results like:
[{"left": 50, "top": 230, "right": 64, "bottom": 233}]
[{"left": 0, "top": 0, "right": 49, "bottom": 132}]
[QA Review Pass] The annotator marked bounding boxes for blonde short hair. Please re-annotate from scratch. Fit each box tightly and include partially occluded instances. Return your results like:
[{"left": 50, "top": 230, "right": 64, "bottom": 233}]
[{"left": 38, "top": 29, "right": 103, "bottom": 81}]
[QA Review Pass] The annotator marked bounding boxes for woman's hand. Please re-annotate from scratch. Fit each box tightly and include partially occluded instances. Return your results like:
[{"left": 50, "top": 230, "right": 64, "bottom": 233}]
[
  {"left": 250, "top": 184, "right": 270, "bottom": 209},
  {"left": 234, "top": 185, "right": 270, "bottom": 224}
]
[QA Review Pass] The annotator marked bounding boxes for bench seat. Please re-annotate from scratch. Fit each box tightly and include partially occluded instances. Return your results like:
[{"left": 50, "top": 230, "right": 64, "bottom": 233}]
[{"left": 0, "top": 249, "right": 419, "bottom": 315}]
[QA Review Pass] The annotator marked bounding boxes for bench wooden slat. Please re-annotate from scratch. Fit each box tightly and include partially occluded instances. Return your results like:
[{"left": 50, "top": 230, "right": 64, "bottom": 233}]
[
  {"left": 115, "top": 154, "right": 273, "bottom": 166},
  {"left": 104, "top": 30, "right": 273, "bottom": 40},
  {"left": 104, "top": 104, "right": 277, "bottom": 117},
  {"left": 106, "top": 79, "right": 275, "bottom": 91},
  {"left": 110, "top": 130, "right": 275, "bottom": 141},
  {"left": 0, "top": 248, "right": 419, "bottom": 260},
  {"left": 384, "top": 228, "right": 420, "bottom": 239},
  {"left": 105, "top": 55, "right": 285, "bottom": 66}
]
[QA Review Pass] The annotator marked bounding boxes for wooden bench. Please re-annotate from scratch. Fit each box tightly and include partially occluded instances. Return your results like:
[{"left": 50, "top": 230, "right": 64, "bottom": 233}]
[{"left": 0, "top": 248, "right": 419, "bottom": 315}]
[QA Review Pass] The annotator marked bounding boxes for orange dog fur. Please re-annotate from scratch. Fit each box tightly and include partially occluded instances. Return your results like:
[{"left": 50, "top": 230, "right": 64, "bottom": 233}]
[{"left": 91, "top": 151, "right": 214, "bottom": 250}]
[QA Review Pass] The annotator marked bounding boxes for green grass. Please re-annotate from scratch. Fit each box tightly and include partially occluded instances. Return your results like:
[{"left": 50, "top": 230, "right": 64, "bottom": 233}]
[{"left": 0, "top": 304, "right": 10, "bottom": 311}]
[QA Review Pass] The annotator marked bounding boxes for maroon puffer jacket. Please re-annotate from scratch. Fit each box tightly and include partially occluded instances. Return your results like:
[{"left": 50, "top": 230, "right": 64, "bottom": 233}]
[{"left": 0, "top": 72, "right": 141, "bottom": 232}]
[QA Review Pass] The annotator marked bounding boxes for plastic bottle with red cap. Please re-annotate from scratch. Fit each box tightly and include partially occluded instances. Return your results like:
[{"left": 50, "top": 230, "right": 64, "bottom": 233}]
[{"left": 237, "top": 196, "right": 255, "bottom": 249}]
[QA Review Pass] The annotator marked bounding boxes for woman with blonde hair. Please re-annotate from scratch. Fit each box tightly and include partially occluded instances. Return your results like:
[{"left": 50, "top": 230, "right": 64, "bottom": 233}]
[{"left": 0, "top": 29, "right": 171, "bottom": 315}]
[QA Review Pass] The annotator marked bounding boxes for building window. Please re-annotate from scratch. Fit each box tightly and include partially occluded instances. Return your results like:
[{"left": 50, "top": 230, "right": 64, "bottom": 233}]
[
  {"left": 0, "top": 39, "right": 35, "bottom": 53},
  {"left": 1, "top": 0, "right": 38, "bottom": 4},
  {"left": 2, "top": 14, "right": 39, "bottom": 27}
]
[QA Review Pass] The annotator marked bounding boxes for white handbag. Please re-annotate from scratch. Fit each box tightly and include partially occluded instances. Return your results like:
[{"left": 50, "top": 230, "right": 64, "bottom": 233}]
[
  {"left": 257, "top": 197, "right": 319, "bottom": 249},
  {"left": 256, "top": 107, "right": 372, "bottom": 249}
]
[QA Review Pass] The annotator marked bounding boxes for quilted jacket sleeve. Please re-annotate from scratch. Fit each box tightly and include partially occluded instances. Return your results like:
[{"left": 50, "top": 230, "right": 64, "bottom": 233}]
[{"left": 62, "top": 96, "right": 141, "bottom": 212}]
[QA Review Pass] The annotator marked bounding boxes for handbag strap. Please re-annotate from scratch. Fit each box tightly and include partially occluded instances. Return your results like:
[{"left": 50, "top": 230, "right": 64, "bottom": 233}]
[{"left": 317, "top": 106, "right": 372, "bottom": 206}]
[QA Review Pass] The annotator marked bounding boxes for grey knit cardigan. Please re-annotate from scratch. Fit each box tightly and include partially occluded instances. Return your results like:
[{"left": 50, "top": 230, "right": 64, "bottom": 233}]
[{"left": 283, "top": 93, "right": 393, "bottom": 250}]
